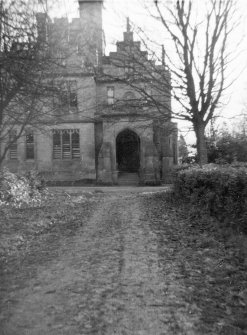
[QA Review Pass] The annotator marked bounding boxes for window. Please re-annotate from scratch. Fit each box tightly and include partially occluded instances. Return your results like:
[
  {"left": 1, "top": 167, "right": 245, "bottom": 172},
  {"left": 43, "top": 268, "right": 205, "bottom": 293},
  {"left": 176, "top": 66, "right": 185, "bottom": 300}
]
[
  {"left": 124, "top": 60, "right": 133, "bottom": 75},
  {"left": 9, "top": 131, "right": 17, "bottom": 160},
  {"left": 68, "top": 81, "right": 78, "bottom": 108},
  {"left": 26, "top": 131, "right": 34, "bottom": 159},
  {"left": 107, "top": 86, "right": 115, "bottom": 105},
  {"left": 52, "top": 129, "right": 80, "bottom": 159},
  {"left": 71, "top": 131, "right": 80, "bottom": 158},
  {"left": 53, "top": 131, "right": 62, "bottom": 159},
  {"left": 54, "top": 80, "right": 78, "bottom": 111},
  {"left": 69, "top": 91, "right": 78, "bottom": 107}
]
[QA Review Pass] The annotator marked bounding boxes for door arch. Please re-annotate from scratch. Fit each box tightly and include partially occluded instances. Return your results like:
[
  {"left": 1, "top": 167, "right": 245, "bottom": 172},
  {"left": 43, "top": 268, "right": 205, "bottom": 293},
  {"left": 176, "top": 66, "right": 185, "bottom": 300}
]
[{"left": 116, "top": 129, "right": 140, "bottom": 172}]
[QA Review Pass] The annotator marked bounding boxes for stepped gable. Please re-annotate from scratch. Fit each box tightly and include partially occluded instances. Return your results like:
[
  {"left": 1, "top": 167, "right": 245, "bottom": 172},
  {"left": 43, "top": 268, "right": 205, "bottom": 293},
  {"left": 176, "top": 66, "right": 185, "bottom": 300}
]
[{"left": 102, "top": 18, "right": 148, "bottom": 66}]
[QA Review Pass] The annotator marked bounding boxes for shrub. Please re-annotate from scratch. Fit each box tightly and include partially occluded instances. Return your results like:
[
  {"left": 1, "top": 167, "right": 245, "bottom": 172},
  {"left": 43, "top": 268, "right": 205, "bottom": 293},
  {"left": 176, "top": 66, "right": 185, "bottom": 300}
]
[
  {"left": 0, "top": 169, "right": 47, "bottom": 208},
  {"left": 24, "top": 170, "right": 46, "bottom": 194},
  {"left": 207, "top": 132, "right": 247, "bottom": 164},
  {"left": 173, "top": 164, "right": 247, "bottom": 232}
]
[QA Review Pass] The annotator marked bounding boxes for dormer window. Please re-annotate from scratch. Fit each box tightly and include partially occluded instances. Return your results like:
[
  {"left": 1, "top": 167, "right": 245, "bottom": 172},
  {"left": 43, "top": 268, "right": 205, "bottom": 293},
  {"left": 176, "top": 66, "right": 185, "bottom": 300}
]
[{"left": 107, "top": 86, "right": 114, "bottom": 105}]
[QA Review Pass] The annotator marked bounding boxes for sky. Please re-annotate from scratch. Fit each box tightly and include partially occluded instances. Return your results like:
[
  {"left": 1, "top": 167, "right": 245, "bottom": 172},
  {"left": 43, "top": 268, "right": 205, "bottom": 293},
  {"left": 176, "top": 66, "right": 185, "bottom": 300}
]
[{"left": 50, "top": 0, "right": 247, "bottom": 144}]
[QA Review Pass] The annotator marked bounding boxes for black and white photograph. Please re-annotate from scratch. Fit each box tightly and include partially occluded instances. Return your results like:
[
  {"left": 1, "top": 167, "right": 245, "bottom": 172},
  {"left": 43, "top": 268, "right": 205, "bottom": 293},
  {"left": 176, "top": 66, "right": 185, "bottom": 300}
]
[{"left": 0, "top": 0, "right": 247, "bottom": 333}]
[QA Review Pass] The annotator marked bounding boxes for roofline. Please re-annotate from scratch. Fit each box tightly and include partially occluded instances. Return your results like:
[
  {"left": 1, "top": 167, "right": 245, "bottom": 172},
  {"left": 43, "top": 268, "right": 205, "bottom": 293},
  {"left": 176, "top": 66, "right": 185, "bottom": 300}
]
[{"left": 78, "top": 0, "right": 103, "bottom": 3}]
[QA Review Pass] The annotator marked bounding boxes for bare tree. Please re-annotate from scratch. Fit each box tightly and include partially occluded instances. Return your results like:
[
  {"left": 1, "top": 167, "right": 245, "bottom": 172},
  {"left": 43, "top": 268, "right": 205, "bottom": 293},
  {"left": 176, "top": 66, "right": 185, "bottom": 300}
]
[
  {"left": 102, "top": 0, "right": 239, "bottom": 164},
  {"left": 0, "top": 0, "right": 73, "bottom": 164},
  {"left": 0, "top": 0, "right": 239, "bottom": 166},
  {"left": 158, "top": 0, "right": 239, "bottom": 164}
]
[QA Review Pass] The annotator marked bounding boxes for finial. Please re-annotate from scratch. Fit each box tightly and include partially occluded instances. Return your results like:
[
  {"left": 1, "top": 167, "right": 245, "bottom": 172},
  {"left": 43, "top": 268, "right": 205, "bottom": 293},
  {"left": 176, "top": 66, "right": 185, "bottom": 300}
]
[{"left": 127, "top": 17, "right": 130, "bottom": 33}]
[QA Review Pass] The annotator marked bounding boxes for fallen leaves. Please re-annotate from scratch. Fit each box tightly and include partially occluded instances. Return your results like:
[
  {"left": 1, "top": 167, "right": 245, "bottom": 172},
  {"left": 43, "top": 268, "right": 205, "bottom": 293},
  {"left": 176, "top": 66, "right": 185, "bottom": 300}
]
[
  {"left": 0, "top": 189, "right": 104, "bottom": 265},
  {"left": 142, "top": 191, "right": 247, "bottom": 334}
]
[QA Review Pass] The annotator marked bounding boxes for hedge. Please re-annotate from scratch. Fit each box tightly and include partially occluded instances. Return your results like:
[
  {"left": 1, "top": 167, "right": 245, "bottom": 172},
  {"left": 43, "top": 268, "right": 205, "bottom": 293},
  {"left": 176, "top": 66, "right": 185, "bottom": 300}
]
[{"left": 173, "top": 164, "right": 247, "bottom": 232}]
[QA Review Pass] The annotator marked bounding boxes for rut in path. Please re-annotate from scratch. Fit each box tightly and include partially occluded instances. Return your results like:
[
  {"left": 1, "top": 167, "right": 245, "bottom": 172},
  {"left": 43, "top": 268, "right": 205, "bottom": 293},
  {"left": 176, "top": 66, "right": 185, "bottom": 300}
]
[{"left": 1, "top": 194, "right": 198, "bottom": 335}]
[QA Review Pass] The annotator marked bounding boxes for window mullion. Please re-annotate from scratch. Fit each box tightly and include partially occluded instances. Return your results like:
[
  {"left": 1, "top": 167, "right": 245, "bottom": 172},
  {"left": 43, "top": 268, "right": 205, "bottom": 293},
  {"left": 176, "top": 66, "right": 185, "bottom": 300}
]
[
  {"left": 70, "top": 130, "right": 72, "bottom": 159},
  {"left": 60, "top": 131, "right": 63, "bottom": 159}
]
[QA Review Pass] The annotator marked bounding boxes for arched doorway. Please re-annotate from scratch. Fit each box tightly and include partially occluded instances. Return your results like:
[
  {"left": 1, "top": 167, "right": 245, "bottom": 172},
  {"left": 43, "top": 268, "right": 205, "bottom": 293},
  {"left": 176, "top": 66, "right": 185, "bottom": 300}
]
[{"left": 116, "top": 129, "right": 140, "bottom": 172}]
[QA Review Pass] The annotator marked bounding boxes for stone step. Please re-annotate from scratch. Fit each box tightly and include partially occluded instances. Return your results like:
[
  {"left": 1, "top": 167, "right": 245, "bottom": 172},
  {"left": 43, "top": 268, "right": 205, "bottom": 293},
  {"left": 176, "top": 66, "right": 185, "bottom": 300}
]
[{"left": 118, "top": 172, "right": 139, "bottom": 185}]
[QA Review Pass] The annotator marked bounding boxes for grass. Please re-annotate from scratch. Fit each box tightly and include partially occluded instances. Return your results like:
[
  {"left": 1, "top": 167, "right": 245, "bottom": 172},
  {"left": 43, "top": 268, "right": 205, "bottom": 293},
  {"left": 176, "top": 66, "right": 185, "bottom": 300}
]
[{"left": 0, "top": 190, "right": 102, "bottom": 266}]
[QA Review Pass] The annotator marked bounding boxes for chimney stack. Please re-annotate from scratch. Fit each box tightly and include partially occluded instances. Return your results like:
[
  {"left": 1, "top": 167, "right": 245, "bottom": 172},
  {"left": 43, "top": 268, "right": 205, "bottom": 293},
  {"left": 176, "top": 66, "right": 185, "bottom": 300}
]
[{"left": 78, "top": 0, "right": 103, "bottom": 66}]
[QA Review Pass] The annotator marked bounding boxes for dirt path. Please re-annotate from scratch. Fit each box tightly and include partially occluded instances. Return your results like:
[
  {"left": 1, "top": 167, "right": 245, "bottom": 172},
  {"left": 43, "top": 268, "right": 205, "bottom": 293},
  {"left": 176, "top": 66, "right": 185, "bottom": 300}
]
[
  {"left": 0, "top": 193, "right": 196, "bottom": 335},
  {"left": 0, "top": 192, "right": 246, "bottom": 334}
]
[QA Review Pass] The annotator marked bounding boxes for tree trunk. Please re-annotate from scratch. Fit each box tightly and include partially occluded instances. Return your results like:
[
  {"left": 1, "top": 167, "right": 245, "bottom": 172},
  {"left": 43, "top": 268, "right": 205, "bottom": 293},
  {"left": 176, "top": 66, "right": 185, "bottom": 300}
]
[{"left": 194, "top": 123, "right": 208, "bottom": 165}]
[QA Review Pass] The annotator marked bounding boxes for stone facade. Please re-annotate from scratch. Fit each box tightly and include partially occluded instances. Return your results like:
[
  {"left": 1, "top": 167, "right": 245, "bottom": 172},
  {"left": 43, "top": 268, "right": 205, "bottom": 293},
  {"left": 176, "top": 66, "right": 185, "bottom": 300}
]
[{"left": 2, "top": 0, "right": 177, "bottom": 184}]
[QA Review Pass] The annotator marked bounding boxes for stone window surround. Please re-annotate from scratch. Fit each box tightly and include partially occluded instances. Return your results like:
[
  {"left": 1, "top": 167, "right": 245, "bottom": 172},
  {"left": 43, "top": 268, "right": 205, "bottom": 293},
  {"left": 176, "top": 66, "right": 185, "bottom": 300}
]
[
  {"left": 52, "top": 129, "right": 80, "bottom": 160},
  {"left": 107, "top": 86, "right": 115, "bottom": 105}
]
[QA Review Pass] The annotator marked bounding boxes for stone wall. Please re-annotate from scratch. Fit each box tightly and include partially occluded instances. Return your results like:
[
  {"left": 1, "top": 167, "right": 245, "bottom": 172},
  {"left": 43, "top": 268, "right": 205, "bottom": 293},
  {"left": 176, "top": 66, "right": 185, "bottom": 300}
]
[
  {"left": 97, "top": 117, "right": 160, "bottom": 184},
  {"left": 3, "top": 123, "right": 96, "bottom": 181},
  {"left": 2, "top": 0, "right": 178, "bottom": 184}
]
